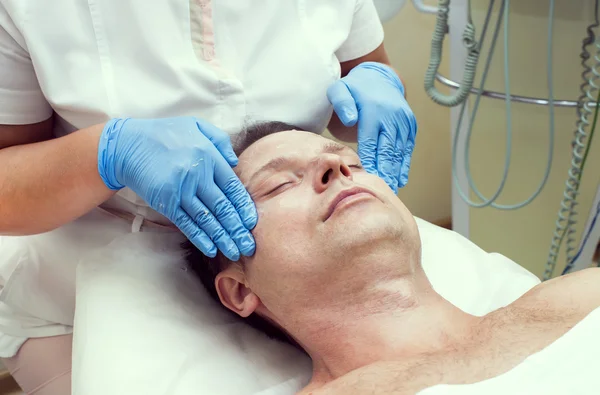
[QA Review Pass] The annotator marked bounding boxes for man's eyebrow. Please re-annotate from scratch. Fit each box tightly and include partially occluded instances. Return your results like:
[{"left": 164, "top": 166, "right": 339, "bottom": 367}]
[
  {"left": 248, "top": 157, "right": 291, "bottom": 184},
  {"left": 321, "top": 141, "right": 356, "bottom": 155},
  {"left": 248, "top": 142, "right": 356, "bottom": 184}
]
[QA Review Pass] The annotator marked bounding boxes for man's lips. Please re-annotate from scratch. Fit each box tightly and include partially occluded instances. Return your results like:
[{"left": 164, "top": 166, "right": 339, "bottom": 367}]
[{"left": 324, "top": 187, "right": 376, "bottom": 221}]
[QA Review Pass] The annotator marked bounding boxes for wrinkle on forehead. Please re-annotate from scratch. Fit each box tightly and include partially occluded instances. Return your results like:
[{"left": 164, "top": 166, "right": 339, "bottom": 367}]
[{"left": 235, "top": 132, "right": 303, "bottom": 183}]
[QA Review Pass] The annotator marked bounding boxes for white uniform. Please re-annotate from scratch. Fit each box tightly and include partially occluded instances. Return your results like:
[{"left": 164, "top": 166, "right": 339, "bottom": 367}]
[{"left": 0, "top": 0, "right": 384, "bottom": 356}]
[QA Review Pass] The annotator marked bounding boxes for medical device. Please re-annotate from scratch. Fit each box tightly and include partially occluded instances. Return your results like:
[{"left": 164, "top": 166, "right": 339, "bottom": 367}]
[
  {"left": 424, "top": 0, "right": 557, "bottom": 211},
  {"left": 546, "top": 5, "right": 600, "bottom": 279},
  {"left": 400, "top": 0, "right": 600, "bottom": 279}
]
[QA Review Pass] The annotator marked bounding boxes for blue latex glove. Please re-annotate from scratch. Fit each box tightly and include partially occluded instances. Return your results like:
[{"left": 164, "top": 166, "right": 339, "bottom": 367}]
[
  {"left": 97, "top": 117, "right": 257, "bottom": 261},
  {"left": 327, "top": 61, "right": 417, "bottom": 190}
]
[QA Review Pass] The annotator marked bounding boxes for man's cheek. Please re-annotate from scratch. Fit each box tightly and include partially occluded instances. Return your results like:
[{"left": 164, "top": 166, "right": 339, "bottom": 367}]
[
  {"left": 252, "top": 210, "right": 296, "bottom": 245},
  {"left": 355, "top": 172, "right": 390, "bottom": 191}
]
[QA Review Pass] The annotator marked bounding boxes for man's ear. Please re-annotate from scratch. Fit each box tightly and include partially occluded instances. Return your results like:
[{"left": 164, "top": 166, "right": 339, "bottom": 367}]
[{"left": 215, "top": 268, "right": 260, "bottom": 318}]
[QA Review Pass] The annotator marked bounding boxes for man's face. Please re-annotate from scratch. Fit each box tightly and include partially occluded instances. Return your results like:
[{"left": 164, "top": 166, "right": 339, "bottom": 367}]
[{"left": 229, "top": 131, "right": 419, "bottom": 323}]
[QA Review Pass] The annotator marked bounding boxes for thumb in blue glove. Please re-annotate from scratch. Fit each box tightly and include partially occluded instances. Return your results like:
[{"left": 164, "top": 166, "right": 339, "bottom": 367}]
[
  {"left": 98, "top": 117, "right": 258, "bottom": 261},
  {"left": 327, "top": 62, "right": 417, "bottom": 190}
]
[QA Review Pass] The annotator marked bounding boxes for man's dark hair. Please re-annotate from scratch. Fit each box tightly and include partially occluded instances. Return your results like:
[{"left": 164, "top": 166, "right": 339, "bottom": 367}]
[
  {"left": 230, "top": 121, "right": 304, "bottom": 156},
  {"left": 183, "top": 121, "right": 305, "bottom": 349}
]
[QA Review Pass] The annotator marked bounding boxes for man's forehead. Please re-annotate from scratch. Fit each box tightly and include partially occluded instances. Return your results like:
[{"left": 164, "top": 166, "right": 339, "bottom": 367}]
[{"left": 244, "top": 130, "right": 320, "bottom": 152}]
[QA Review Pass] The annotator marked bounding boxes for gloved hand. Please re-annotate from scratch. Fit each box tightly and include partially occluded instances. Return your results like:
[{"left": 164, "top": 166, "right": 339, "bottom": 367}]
[
  {"left": 327, "top": 61, "right": 417, "bottom": 190},
  {"left": 97, "top": 117, "right": 257, "bottom": 261}
]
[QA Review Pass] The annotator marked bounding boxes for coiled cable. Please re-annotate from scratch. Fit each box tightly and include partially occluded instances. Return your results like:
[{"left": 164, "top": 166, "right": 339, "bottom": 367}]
[
  {"left": 568, "top": 199, "right": 600, "bottom": 271},
  {"left": 424, "top": 0, "right": 482, "bottom": 107},
  {"left": 544, "top": 0, "right": 600, "bottom": 280}
]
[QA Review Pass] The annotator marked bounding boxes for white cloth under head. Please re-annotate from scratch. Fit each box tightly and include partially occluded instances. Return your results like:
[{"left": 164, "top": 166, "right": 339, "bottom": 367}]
[{"left": 72, "top": 215, "right": 540, "bottom": 395}]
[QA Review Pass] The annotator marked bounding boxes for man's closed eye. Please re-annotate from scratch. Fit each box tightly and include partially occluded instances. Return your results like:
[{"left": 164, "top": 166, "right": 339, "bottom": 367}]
[{"left": 266, "top": 181, "right": 295, "bottom": 195}]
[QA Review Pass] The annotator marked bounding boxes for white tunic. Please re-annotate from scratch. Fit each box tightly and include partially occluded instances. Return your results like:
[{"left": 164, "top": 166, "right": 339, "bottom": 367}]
[{"left": 0, "top": 0, "right": 384, "bottom": 356}]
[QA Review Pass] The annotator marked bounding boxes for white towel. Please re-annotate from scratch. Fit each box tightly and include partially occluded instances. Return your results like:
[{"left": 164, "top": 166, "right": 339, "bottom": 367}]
[{"left": 419, "top": 306, "right": 600, "bottom": 395}]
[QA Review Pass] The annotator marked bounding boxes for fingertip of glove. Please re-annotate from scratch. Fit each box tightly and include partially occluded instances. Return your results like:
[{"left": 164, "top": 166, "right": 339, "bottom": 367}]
[
  {"left": 382, "top": 175, "right": 398, "bottom": 192},
  {"left": 242, "top": 244, "right": 256, "bottom": 257},
  {"left": 239, "top": 232, "right": 256, "bottom": 255},
  {"left": 247, "top": 216, "right": 258, "bottom": 230},
  {"left": 197, "top": 240, "right": 217, "bottom": 258},
  {"left": 341, "top": 108, "right": 358, "bottom": 126},
  {"left": 397, "top": 175, "right": 408, "bottom": 189},
  {"left": 242, "top": 207, "right": 259, "bottom": 229},
  {"left": 228, "top": 157, "right": 239, "bottom": 167},
  {"left": 226, "top": 249, "right": 241, "bottom": 262}
]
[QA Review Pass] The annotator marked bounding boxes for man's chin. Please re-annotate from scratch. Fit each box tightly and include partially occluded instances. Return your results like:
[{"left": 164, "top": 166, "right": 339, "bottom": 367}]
[{"left": 325, "top": 205, "right": 405, "bottom": 245}]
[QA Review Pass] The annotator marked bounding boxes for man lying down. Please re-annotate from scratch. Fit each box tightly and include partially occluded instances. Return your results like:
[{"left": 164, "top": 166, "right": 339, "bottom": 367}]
[{"left": 183, "top": 122, "right": 600, "bottom": 394}]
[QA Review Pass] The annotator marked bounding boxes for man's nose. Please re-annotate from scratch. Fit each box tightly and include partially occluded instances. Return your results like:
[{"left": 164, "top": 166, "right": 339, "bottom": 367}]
[{"left": 313, "top": 154, "right": 352, "bottom": 192}]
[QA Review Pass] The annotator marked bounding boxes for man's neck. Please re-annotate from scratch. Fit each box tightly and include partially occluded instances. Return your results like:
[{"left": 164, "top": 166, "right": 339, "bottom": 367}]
[{"left": 290, "top": 275, "right": 481, "bottom": 385}]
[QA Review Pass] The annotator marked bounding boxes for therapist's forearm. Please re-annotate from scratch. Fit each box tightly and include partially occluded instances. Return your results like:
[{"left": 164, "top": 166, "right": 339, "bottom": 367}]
[{"left": 0, "top": 124, "right": 115, "bottom": 235}]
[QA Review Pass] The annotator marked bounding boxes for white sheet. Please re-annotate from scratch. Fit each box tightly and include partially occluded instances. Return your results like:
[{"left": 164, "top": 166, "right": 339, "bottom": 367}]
[
  {"left": 419, "top": 306, "right": 600, "bottom": 395},
  {"left": 72, "top": 216, "right": 541, "bottom": 395}
]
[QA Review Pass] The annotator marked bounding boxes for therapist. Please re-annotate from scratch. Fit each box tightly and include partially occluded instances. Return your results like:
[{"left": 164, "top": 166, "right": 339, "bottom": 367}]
[{"left": 0, "top": 0, "right": 416, "bottom": 394}]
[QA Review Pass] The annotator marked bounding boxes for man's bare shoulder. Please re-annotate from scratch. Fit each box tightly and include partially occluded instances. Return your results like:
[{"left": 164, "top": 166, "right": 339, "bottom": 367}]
[
  {"left": 298, "top": 269, "right": 600, "bottom": 395},
  {"left": 507, "top": 267, "right": 600, "bottom": 320}
]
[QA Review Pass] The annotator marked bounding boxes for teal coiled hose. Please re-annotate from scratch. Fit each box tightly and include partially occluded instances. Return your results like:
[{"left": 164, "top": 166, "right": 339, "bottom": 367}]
[
  {"left": 424, "top": 0, "right": 481, "bottom": 107},
  {"left": 544, "top": 1, "right": 600, "bottom": 279},
  {"left": 423, "top": 0, "right": 597, "bottom": 278}
]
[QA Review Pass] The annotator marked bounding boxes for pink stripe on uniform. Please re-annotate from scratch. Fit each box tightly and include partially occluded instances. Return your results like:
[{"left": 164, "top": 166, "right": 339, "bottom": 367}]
[{"left": 198, "top": 0, "right": 216, "bottom": 61}]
